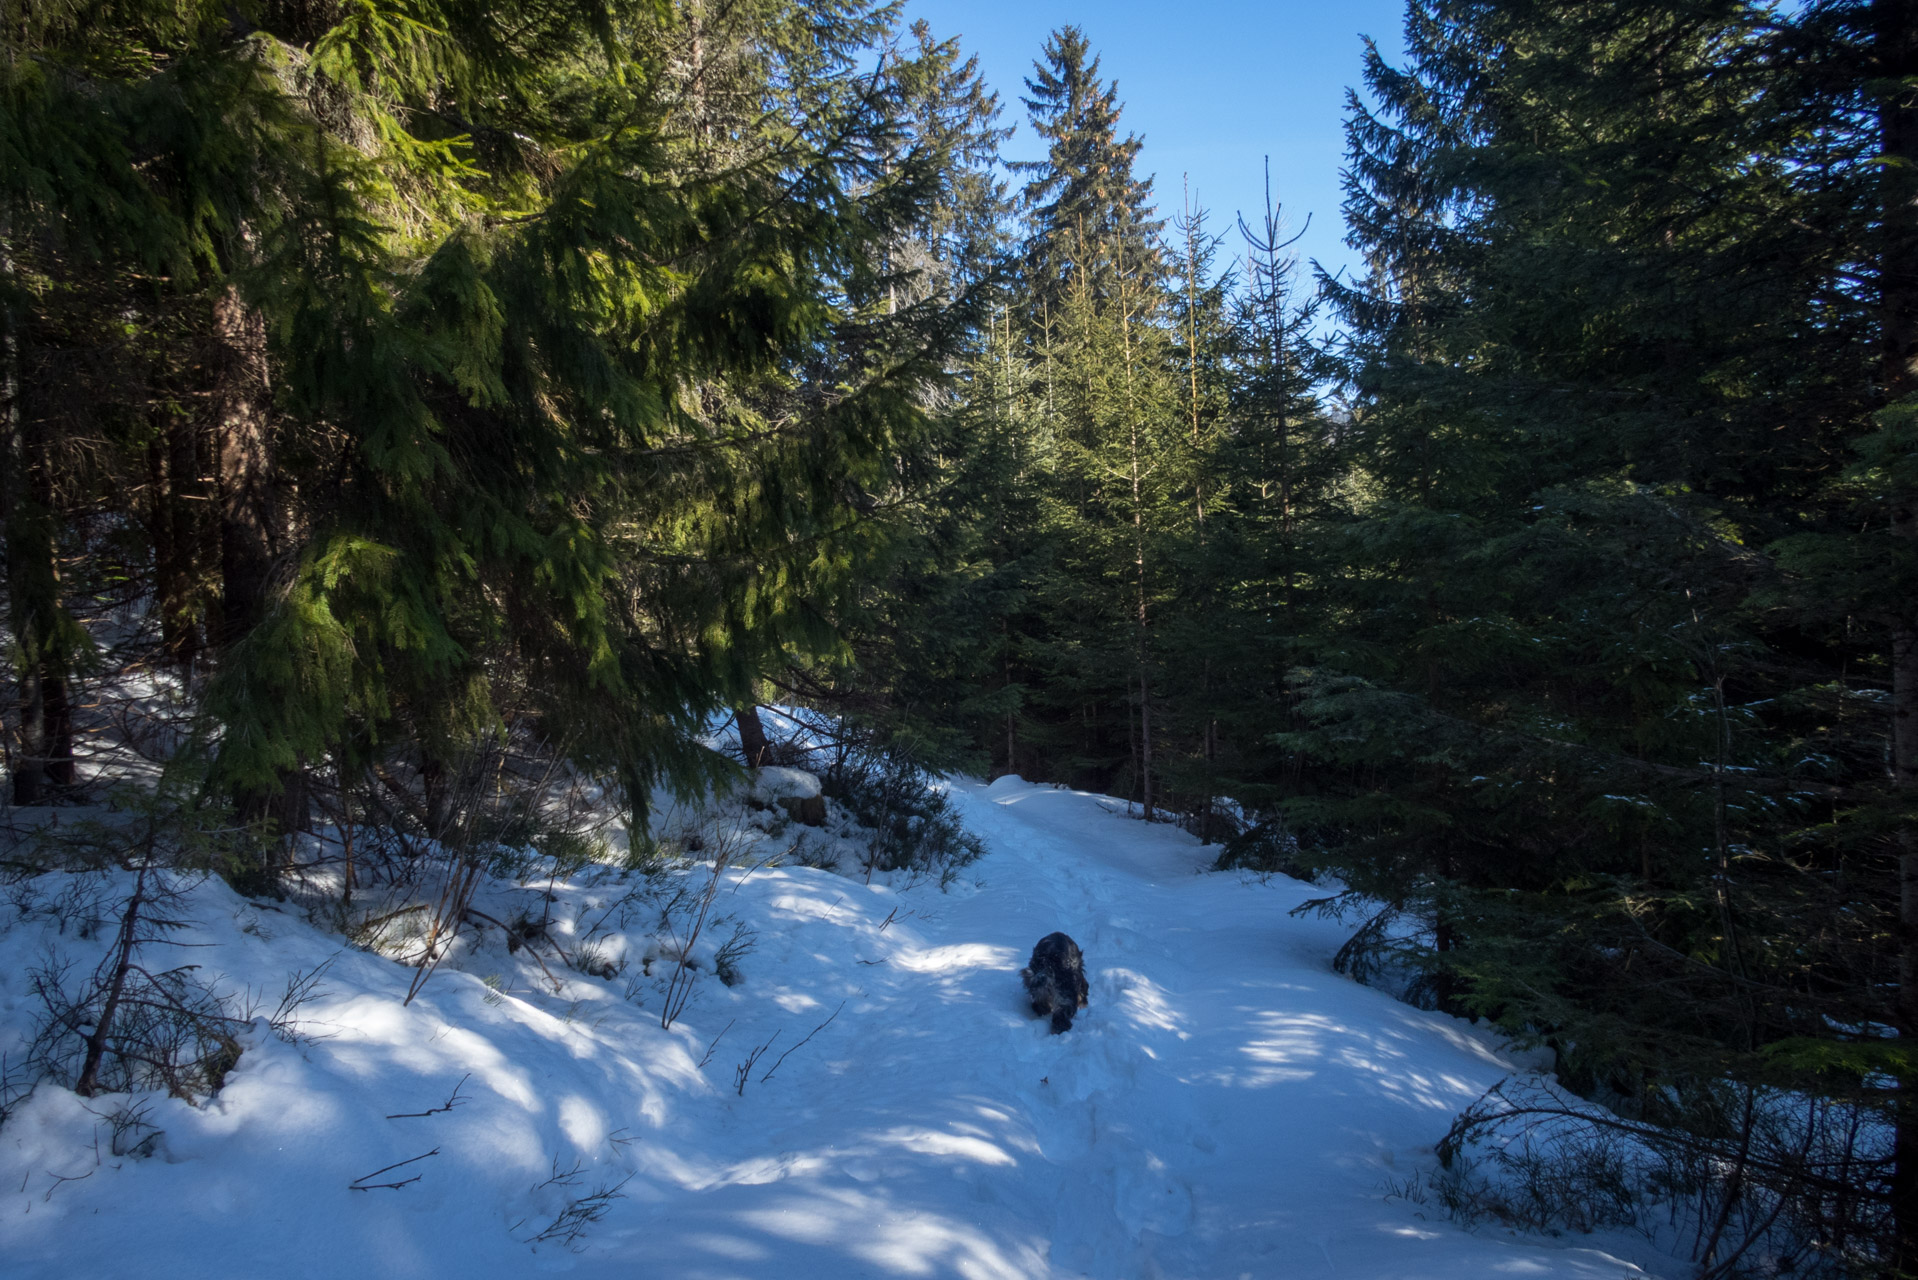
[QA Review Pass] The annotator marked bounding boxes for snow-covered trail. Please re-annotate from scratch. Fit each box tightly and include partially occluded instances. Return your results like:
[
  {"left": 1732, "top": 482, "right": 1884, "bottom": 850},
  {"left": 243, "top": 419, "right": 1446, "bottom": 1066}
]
[
  {"left": 628, "top": 776, "right": 1650, "bottom": 1280},
  {"left": 0, "top": 777, "right": 1661, "bottom": 1279}
]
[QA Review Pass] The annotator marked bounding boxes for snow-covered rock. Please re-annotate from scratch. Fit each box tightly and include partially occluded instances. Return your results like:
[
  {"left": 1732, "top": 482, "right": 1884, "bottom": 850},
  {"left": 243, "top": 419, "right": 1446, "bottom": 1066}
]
[{"left": 747, "top": 766, "right": 822, "bottom": 802}]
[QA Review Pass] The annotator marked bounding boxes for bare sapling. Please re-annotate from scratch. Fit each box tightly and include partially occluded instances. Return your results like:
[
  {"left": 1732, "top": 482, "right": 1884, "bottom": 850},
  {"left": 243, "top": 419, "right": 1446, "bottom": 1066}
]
[
  {"left": 658, "top": 826, "right": 742, "bottom": 1030},
  {"left": 401, "top": 734, "right": 549, "bottom": 1004},
  {"left": 74, "top": 859, "right": 157, "bottom": 1097},
  {"left": 758, "top": 1001, "right": 844, "bottom": 1085},
  {"left": 24, "top": 801, "right": 252, "bottom": 1102},
  {"left": 734, "top": 1031, "right": 778, "bottom": 1095}
]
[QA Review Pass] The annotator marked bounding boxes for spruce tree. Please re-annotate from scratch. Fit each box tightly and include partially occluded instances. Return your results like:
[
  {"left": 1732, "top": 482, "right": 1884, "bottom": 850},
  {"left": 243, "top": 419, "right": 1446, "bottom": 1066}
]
[
  {"left": 1304, "top": 0, "right": 1912, "bottom": 1260},
  {"left": 0, "top": 1, "right": 982, "bottom": 854},
  {"left": 1017, "top": 27, "right": 1161, "bottom": 316}
]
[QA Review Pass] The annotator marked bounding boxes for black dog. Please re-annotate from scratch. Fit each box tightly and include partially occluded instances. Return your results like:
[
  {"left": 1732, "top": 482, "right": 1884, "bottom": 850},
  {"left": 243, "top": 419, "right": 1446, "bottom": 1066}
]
[{"left": 1022, "top": 932, "right": 1089, "bottom": 1034}]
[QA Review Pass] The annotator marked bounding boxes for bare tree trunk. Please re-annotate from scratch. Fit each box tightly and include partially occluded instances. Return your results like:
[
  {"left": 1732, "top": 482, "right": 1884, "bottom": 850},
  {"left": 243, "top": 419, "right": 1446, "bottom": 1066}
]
[
  {"left": 1, "top": 354, "right": 46, "bottom": 806},
  {"left": 213, "top": 285, "right": 276, "bottom": 654},
  {"left": 0, "top": 217, "right": 22, "bottom": 804},
  {"left": 1183, "top": 179, "right": 1207, "bottom": 529},
  {"left": 1199, "top": 707, "right": 1216, "bottom": 845},
  {"left": 1880, "top": 0, "right": 1918, "bottom": 1272},
  {"left": 211, "top": 284, "right": 304, "bottom": 847},
  {"left": 147, "top": 437, "right": 179, "bottom": 653},
  {"left": 148, "top": 410, "right": 203, "bottom": 670},
  {"left": 1137, "top": 656, "right": 1152, "bottom": 819},
  {"left": 1893, "top": 611, "right": 1918, "bottom": 1280},
  {"left": 2, "top": 264, "right": 76, "bottom": 804},
  {"left": 736, "top": 703, "right": 771, "bottom": 768},
  {"left": 1182, "top": 187, "right": 1215, "bottom": 842},
  {"left": 1120, "top": 276, "right": 1153, "bottom": 822},
  {"left": 75, "top": 863, "right": 154, "bottom": 1098},
  {"left": 1003, "top": 619, "right": 1017, "bottom": 778},
  {"left": 42, "top": 656, "right": 73, "bottom": 788},
  {"left": 1130, "top": 406, "right": 1153, "bottom": 821}
]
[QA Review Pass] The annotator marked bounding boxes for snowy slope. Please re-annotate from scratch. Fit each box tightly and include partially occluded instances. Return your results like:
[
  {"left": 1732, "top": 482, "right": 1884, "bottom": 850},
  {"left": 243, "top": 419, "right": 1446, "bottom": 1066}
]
[{"left": 0, "top": 777, "right": 1665, "bottom": 1279}]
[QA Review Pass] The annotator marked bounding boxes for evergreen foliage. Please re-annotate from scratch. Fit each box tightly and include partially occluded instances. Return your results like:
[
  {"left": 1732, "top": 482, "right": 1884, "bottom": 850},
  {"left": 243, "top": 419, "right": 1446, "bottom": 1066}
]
[
  {"left": 1287, "top": 1, "right": 1918, "bottom": 1268},
  {"left": 1017, "top": 26, "right": 1160, "bottom": 313},
  {"left": 1, "top": 0, "right": 982, "bottom": 845}
]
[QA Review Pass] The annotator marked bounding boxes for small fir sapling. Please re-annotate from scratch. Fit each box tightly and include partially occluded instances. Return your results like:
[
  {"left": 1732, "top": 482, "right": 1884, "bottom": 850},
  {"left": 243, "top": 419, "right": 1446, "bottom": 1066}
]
[{"left": 20, "top": 799, "right": 254, "bottom": 1102}]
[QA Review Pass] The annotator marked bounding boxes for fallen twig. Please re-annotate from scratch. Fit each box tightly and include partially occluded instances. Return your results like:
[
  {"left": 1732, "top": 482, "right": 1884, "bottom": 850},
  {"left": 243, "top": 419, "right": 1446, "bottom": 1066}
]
[
  {"left": 42, "top": 1166, "right": 96, "bottom": 1202},
  {"left": 519, "top": 1173, "right": 633, "bottom": 1249},
  {"left": 349, "top": 1147, "right": 440, "bottom": 1191},
  {"left": 386, "top": 1074, "right": 469, "bottom": 1120},
  {"left": 358, "top": 902, "right": 430, "bottom": 932},
  {"left": 760, "top": 1002, "right": 845, "bottom": 1084},
  {"left": 698, "top": 1019, "right": 735, "bottom": 1069}
]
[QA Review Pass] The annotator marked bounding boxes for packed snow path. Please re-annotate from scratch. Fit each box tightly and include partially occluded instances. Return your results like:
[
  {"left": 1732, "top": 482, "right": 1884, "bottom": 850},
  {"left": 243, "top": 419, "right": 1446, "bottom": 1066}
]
[
  {"left": 0, "top": 777, "right": 1656, "bottom": 1278},
  {"left": 631, "top": 777, "right": 1650, "bottom": 1280}
]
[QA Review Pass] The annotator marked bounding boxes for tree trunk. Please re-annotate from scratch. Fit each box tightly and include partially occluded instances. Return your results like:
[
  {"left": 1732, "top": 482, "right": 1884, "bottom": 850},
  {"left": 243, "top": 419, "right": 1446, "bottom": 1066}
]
[
  {"left": 1879, "top": 0, "right": 1918, "bottom": 1272},
  {"left": 41, "top": 657, "right": 74, "bottom": 788},
  {"left": 736, "top": 703, "right": 771, "bottom": 768},
  {"left": 213, "top": 285, "right": 276, "bottom": 653},
  {"left": 1898, "top": 621, "right": 1918, "bottom": 1278},
  {"left": 1432, "top": 914, "right": 1457, "bottom": 1014},
  {"left": 1, "top": 280, "right": 77, "bottom": 805},
  {"left": 148, "top": 410, "right": 203, "bottom": 670},
  {"left": 1137, "top": 656, "right": 1152, "bottom": 820},
  {"left": 1199, "top": 708, "right": 1216, "bottom": 846},
  {"left": 211, "top": 284, "right": 304, "bottom": 843},
  {"left": 421, "top": 754, "right": 449, "bottom": 842},
  {"left": 75, "top": 864, "right": 153, "bottom": 1098},
  {"left": 1001, "top": 616, "right": 1017, "bottom": 779},
  {"left": 1121, "top": 291, "right": 1153, "bottom": 823}
]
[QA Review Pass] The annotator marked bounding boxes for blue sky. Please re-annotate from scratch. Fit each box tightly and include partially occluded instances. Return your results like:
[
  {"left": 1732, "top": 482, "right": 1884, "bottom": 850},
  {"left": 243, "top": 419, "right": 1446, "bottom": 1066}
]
[{"left": 902, "top": 0, "right": 1409, "bottom": 289}]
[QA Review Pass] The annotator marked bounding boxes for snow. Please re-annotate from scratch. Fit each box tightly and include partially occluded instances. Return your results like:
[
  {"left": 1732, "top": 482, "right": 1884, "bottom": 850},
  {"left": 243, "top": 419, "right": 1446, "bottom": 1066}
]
[
  {"left": 0, "top": 777, "right": 1665, "bottom": 1278},
  {"left": 744, "top": 767, "right": 823, "bottom": 802}
]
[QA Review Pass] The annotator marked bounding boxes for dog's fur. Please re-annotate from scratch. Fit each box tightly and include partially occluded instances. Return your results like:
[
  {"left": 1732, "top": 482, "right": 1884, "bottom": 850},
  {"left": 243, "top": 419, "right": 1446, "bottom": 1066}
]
[{"left": 1022, "top": 932, "right": 1089, "bottom": 1034}]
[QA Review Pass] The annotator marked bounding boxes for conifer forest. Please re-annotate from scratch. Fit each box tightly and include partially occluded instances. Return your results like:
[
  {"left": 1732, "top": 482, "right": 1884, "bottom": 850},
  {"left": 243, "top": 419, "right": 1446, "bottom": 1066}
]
[{"left": 3, "top": 1, "right": 1918, "bottom": 1276}]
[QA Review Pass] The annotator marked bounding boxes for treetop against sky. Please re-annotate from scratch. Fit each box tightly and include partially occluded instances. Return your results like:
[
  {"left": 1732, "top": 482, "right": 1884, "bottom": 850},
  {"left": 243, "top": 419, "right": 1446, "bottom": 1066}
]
[{"left": 903, "top": 0, "right": 1408, "bottom": 286}]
